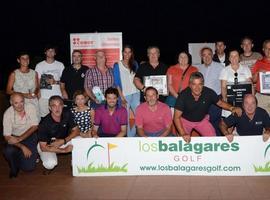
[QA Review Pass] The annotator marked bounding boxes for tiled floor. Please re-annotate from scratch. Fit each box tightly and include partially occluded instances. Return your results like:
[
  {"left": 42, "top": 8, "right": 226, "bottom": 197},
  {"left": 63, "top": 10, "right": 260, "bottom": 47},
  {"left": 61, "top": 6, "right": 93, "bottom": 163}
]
[{"left": 1, "top": 146, "right": 270, "bottom": 200}]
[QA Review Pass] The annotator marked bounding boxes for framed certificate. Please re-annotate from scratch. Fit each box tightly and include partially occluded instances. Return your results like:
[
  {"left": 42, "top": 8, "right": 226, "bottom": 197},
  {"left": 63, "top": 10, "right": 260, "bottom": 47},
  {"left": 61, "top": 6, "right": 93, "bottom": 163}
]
[
  {"left": 143, "top": 75, "right": 168, "bottom": 96},
  {"left": 259, "top": 72, "right": 270, "bottom": 94}
]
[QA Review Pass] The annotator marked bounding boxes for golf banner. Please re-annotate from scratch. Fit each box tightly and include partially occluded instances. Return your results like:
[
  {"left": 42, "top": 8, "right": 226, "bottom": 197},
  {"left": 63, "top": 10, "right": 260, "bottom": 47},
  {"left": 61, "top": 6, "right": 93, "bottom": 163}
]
[
  {"left": 72, "top": 136, "right": 270, "bottom": 176},
  {"left": 70, "top": 32, "right": 122, "bottom": 68}
]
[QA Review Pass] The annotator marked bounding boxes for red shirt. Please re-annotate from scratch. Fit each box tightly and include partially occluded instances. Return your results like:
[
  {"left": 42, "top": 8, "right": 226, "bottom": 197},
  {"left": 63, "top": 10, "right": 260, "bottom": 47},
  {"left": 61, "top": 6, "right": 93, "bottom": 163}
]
[
  {"left": 252, "top": 58, "right": 270, "bottom": 92},
  {"left": 135, "top": 101, "right": 172, "bottom": 133},
  {"left": 167, "top": 64, "right": 198, "bottom": 93}
]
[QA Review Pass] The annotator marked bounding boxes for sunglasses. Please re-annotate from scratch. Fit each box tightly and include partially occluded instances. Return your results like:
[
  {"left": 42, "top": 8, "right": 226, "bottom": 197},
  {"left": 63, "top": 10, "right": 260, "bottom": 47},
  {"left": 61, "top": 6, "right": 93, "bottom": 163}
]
[{"left": 234, "top": 72, "right": 238, "bottom": 85}]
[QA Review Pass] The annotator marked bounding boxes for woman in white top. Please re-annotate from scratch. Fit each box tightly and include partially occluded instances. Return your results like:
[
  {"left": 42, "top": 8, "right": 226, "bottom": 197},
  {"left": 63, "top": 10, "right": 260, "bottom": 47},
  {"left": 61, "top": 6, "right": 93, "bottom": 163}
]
[
  {"left": 113, "top": 45, "right": 140, "bottom": 137},
  {"left": 6, "top": 52, "right": 39, "bottom": 117},
  {"left": 219, "top": 50, "right": 252, "bottom": 102}
]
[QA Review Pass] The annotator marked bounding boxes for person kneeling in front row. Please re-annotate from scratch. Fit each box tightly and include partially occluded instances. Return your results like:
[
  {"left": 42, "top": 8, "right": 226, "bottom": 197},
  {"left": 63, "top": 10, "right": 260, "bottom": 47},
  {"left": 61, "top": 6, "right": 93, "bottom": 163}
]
[
  {"left": 37, "top": 95, "right": 80, "bottom": 172},
  {"left": 220, "top": 94, "right": 270, "bottom": 142}
]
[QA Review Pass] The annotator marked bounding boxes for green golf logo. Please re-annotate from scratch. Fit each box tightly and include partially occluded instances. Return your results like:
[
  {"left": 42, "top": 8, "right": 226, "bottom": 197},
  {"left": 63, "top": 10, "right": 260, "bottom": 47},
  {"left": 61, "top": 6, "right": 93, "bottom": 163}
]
[
  {"left": 253, "top": 144, "right": 270, "bottom": 172},
  {"left": 77, "top": 141, "right": 128, "bottom": 173}
]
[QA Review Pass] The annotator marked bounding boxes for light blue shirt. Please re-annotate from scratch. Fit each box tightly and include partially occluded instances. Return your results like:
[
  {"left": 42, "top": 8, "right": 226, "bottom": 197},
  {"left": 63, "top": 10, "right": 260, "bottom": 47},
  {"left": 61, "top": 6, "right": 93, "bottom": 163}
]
[{"left": 196, "top": 61, "right": 224, "bottom": 95}]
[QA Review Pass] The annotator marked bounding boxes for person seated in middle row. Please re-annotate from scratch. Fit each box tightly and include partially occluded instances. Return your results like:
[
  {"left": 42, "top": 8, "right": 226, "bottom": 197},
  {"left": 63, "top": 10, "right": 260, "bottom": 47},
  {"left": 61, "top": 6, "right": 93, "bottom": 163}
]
[
  {"left": 70, "top": 90, "right": 94, "bottom": 138},
  {"left": 220, "top": 94, "right": 270, "bottom": 143},
  {"left": 135, "top": 86, "right": 172, "bottom": 137},
  {"left": 92, "top": 87, "right": 128, "bottom": 137}
]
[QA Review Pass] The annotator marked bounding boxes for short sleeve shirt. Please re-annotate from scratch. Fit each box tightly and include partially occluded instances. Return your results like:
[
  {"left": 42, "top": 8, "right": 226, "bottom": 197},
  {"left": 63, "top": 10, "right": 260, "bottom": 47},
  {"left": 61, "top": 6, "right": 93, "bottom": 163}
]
[
  {"left": 3, "top": 104, "right": 39, "bottom": 136},
  {"left": 84, "top": 67, "right": 114, "bottom": 94},
  {"left": 252, "top": 58, "right": 270, "bottom": 93},
  {"left": 223, "top": 107, "right": 270, "bottom": 136},
  {"left": 38, "top": 109, "right": 77, "bottom": 143},
  {"left": 219, "top": 64, "right": 252, "bottom": 83},
  {"left": 135, "top": 62, "right": 168, "bottom": 102},
  {"left": 35, "top": 60, "right": 65, "bottom": 99},
  {"left": 174, "top": 87, "right": 219, "bottom": 122},
  {"left": 166, "top": 64, "right": 198, "bottom": 92},
  {"left": 94, "top": 105, "right": 127, "bottom": 136},
  {"left": 70, "top": 107, "right": 93, "bottom": 133},
  {"left": 135, "top": 101, "right": 172, "bottom": 133},
  {"left": 60, "top": 65, "right": 88, "bottom": 99},
  {"left": 196, "top": 61, "right": 224, "bottom": 94}
]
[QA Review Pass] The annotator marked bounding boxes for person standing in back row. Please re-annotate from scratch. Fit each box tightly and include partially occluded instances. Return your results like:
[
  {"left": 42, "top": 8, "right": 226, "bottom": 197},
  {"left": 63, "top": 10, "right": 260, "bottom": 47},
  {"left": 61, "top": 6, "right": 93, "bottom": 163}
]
[
  {"left": 134, "top": 46, "right": 168, "bottom": 103},
  {"left": 35, "top": 45, "right": 65, "bottom": 118}
]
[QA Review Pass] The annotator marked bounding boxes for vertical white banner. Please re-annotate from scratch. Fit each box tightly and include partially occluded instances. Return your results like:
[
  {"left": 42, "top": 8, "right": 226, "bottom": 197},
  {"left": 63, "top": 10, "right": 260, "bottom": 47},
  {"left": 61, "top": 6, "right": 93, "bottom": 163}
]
[{"left": 188, "top": 43, "right": 215, "bottom": 65}]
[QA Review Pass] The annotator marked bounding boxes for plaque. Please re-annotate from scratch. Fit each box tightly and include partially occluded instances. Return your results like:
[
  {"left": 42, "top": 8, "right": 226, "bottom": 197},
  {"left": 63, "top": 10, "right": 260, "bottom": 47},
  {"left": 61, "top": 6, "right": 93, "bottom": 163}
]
[
  {"left": 144, "top": 75, "right": 168, "bottom": 96},
  {"left": 259, "top": 72, "right": 270, "bottom": 94},
  {"left": 226, "top": 83, "right": 252, "bottom": 107}
]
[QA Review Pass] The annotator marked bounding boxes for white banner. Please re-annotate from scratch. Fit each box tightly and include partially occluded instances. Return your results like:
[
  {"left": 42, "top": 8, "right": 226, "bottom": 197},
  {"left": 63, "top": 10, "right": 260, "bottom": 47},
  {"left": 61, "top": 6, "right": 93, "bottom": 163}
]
[
  {"left": 70, "top": 32, "right": 122, "bottom": 67},
  {"left": 72, "top": 136, "right": 270, "bottom": 176}
]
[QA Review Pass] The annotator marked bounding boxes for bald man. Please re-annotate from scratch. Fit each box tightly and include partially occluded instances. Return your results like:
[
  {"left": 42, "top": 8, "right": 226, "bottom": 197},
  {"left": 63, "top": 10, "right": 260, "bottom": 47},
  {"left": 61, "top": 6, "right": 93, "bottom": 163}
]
[
  {"left": 220, "top": 94, "right": 270, "bottom": 142},
  {"left": 3, "top": 93, "right": 39, "bottom": 178}
]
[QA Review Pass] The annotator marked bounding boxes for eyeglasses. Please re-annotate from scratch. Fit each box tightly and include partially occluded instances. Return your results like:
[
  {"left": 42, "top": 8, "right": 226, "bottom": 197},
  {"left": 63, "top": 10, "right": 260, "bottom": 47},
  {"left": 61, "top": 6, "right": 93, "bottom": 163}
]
[{"left": 234, "top": 72, "right": 238, "bottom": 85}]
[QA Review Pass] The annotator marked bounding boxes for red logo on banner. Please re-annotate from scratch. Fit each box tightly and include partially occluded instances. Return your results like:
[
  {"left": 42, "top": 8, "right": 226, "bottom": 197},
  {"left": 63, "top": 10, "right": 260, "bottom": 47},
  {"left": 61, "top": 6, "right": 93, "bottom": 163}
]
[
  {"left": 72, "top": 38, "right": 94, "bottom": 47},
  {"left": 73, "top": 38, "right": 80, "bottom": 45}
]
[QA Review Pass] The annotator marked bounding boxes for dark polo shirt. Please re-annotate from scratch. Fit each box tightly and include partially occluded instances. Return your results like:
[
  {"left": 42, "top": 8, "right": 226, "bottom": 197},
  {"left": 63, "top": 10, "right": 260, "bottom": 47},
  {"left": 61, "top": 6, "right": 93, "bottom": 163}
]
[
  {"left": 60, "top": 65, "right": 88, "bottom": 99},
  {"left": 135, "top": 62, "right": 168, "bottom": 102},
  {"left": 175, "top": 86, "right": 219, "bottom": 122},
  {"left": 38, "top": 109, "right": 77, "bottom": 144},
  {"left": 224, "top": 107, "right": 270, "bottom": 136}
]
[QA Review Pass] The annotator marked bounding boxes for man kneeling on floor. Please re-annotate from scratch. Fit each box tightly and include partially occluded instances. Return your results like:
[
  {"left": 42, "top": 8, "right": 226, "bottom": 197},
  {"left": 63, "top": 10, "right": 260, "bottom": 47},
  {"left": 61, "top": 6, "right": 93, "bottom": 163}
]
[
  {"left": 37, "top": 95, "right": 80, "bottom": 173},
  {"left": 3, "top": 93, "right": 39, "bottom": 178},
  {"left": 220, "top": 94, "right": 270, "bottom": 142}
]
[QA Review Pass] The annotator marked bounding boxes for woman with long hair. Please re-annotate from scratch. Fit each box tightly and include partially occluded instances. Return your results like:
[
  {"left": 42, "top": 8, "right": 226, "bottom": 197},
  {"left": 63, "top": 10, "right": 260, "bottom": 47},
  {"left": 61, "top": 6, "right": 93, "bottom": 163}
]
[{"left": 113, "top": 45, "right": 140, "bottom": 137}]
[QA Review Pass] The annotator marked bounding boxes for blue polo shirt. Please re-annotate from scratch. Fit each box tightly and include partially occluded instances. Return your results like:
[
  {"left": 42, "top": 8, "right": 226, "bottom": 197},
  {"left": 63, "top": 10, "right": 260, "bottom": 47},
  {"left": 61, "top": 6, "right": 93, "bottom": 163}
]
[{"left": 223, "top": 107, "right": 270, "bottom": 136}]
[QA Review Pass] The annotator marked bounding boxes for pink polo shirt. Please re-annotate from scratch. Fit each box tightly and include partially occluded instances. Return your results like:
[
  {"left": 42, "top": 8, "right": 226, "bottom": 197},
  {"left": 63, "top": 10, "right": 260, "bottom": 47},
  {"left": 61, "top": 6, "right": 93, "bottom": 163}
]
[{"left": 135, "top": 101, "right": 172, "bottom": 133}]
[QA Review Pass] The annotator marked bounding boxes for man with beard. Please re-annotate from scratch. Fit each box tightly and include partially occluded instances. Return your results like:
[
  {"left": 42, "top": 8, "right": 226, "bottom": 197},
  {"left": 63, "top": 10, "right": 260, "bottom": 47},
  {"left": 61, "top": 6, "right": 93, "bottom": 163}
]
[
  {"left": 92, "top": 87, "right": 127, "bottom": 137},
  {"left": 135, "top": 87, "right": 172, "bottom": 137}
]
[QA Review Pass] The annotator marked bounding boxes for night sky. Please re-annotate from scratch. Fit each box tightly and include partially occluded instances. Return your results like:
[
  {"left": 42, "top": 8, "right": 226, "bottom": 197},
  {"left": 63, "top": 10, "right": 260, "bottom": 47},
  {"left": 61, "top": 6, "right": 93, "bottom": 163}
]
[{"left": 1, "top": 0, "right": 270, "bottom": 89}]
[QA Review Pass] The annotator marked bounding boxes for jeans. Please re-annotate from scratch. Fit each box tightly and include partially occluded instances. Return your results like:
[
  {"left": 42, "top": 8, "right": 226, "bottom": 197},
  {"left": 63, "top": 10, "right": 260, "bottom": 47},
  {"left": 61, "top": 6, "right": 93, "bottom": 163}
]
[
  {"left": 208, "top": 104, "right": 222, "bottom": 136},
  {"left": 3, "top": 133, "right": 38, "bottom": 176},
  {"left": 125, "top": 92, "right": 140, "bottom": 137}
]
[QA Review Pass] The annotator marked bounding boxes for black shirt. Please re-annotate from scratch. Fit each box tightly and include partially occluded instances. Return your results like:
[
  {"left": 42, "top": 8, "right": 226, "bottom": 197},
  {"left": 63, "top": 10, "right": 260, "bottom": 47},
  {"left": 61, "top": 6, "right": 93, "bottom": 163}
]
[
  {"left": 224, "top": 107, "right": 270, "bottom": 136},
  {"left": 135, "top": 62, "right": 168, "bottom": 102},
  {"left": 38, "top": 109, "right": 77, "bottom": 144},
  {"left": 212, "top": 53, "right": 230, "bottom": 66},
  {"left": 175, "top": 86, "right": 219, "bottom": 122},
  {"left": 60, "top": 65, "right": 88, "bottom": 99}
]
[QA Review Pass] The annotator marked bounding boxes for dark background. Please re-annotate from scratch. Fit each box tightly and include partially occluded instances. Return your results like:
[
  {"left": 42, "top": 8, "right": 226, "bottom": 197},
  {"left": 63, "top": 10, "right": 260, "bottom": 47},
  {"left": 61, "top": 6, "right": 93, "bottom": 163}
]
[{"left": 1, "top": 0, "right": 270, "bottom": 90}]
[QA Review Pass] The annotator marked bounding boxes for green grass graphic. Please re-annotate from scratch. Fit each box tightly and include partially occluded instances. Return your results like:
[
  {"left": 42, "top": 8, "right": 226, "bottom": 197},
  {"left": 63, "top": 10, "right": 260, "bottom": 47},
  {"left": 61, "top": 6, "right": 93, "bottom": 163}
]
[
  {"left": 254, "top": 161, "right": 270, "bottom": 172},
  {"left": 77, "top": 162, "right": 128, "bottom": 173}
]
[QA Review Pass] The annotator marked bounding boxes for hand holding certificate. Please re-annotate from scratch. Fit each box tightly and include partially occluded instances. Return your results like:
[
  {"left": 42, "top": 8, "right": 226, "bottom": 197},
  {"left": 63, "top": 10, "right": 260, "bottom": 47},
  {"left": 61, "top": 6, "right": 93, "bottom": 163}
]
[{"left": 259, "top": 72, "right": 270, "bottom": 94}]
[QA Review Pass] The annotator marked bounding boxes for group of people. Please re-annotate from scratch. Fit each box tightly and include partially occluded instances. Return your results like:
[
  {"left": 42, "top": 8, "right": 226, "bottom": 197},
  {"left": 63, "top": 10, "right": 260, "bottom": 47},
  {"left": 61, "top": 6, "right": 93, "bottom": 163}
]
[{"left": 3, "top": 37, "right": 270, "bottom": 178}]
